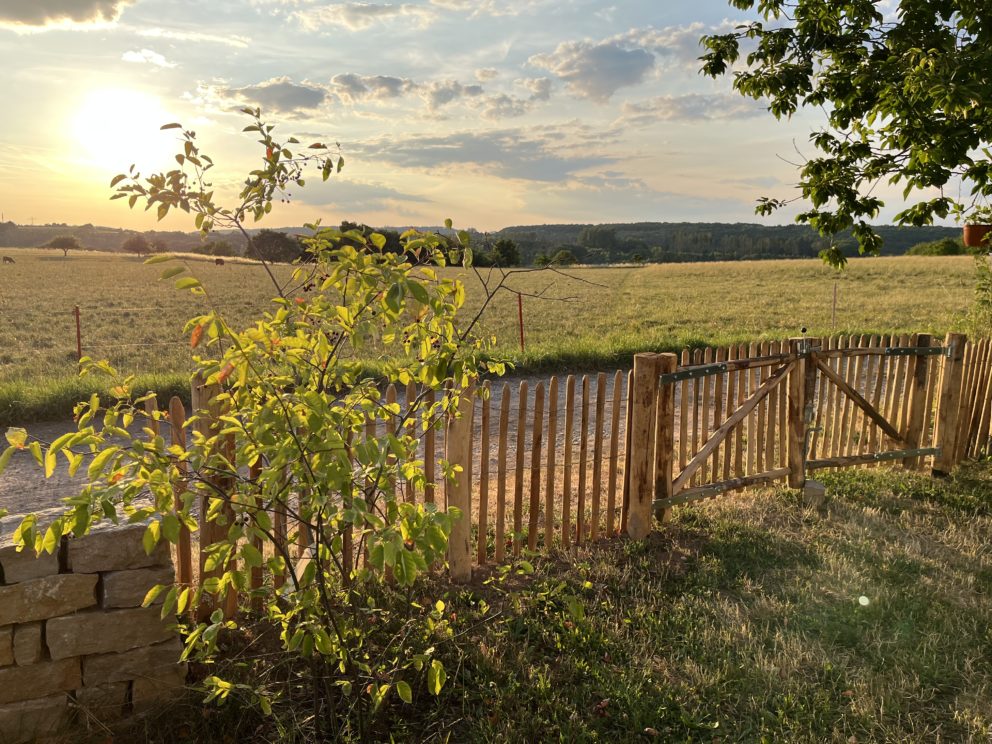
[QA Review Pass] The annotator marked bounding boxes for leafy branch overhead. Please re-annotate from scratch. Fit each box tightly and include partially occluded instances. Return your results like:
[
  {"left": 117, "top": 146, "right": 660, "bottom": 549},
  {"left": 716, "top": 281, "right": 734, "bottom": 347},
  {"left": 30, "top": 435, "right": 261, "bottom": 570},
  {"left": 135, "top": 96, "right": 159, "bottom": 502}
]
[
  {"left": 701, "top": 0, "right": 992, "bottom": 266},
  {"left": 109, "top": 107, "right": 343, "bottom": 233}
]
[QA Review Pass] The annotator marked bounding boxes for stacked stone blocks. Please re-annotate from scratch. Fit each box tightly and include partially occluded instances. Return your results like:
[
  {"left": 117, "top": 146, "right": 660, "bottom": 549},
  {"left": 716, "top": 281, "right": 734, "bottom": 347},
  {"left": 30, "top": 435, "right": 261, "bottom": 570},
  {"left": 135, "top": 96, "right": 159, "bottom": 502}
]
[{"left": 0, "top": 510, "right": 186, "bottom": 743}]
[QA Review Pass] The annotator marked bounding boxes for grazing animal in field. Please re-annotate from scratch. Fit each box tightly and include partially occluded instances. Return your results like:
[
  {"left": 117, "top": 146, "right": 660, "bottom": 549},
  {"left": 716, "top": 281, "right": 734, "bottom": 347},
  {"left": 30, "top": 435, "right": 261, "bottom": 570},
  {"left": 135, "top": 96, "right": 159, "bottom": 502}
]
[
  {"left": 2, "top": 256, "right": 14, "bottom": 264},
  {"left": 214, "top": 258, "right": 225, "bottom": 266}
]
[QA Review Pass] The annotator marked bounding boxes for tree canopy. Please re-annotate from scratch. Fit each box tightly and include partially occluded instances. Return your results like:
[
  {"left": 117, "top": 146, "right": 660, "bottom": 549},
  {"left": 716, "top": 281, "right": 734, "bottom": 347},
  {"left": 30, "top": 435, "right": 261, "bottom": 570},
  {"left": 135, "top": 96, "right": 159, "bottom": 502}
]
[
  {"left": 121, "top": 234, "right": 150, "bottom": 255},
  {"left": 702, "top": 1, "right": 992, "bottom": 266},
  {"left": 43, "top": 234, "right": 81, "bottom": 256}
]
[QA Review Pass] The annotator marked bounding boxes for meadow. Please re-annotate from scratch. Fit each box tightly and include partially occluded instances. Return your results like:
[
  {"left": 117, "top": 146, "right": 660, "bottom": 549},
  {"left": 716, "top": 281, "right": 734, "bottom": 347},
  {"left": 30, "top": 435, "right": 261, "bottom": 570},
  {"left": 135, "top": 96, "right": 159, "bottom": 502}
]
[{"left": 0, "top": 247, "right": 979, "bottom": 423}]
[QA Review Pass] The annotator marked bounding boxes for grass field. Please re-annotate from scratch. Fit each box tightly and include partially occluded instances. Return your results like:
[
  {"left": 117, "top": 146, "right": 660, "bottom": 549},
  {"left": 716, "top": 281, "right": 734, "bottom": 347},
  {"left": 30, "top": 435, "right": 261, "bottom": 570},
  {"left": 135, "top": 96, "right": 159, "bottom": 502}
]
[
  {"left": 0, "top": 248, "right": 979, "bottom": 423},
  {"left": 121, "top": 464, "right": 992, "bottom": 742}
]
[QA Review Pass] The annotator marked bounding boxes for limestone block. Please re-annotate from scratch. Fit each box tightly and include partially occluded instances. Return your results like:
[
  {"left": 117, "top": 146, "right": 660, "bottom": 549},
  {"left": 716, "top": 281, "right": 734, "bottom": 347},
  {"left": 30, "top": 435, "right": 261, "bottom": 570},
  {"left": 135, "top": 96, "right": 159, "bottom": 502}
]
[
  {"left": 68, "top": 521, "right": 171, "bottom": 575},
  {"left": 83, "top": 637, "right": 184, "bottom": 686},
  {"left": 12, "top": 622, "right": 42, "bottom": 666},
  {"left": 0, "top": 573, "right": 97, "bottom": 626},
  {"left": 131, "top": 665, "right": 187, "bottom": 714},
  {"left": 47, "top": 607, "right": 174, "bottom": 660},
  {"left": 100, "top": 565, "right": 175, "bottom": 608},
  {"left": 0, "top": 658, "right": 81, "bottom": 705},
  {"left": 0, "top": 510, "right": 63, "bottom": 585},
  {"left": 0, "top": 694, "right": 71, "bottom": 744},
  {"left": 75, "top": 681, "right": 128, "bottom": 725},
  {"left": 0, "top": 626, "right": 12, "bottom": 666}
]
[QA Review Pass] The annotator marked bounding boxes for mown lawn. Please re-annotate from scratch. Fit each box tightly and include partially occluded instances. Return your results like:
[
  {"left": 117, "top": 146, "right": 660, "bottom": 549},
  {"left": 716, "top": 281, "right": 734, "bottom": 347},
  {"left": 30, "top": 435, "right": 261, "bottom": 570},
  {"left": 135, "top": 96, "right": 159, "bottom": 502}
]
[
  {"left": 0, "top": 248, "right": 978, "bottom": 425},
  {"left": 122, "top": 463, "right": 992, "bottom": 743}
]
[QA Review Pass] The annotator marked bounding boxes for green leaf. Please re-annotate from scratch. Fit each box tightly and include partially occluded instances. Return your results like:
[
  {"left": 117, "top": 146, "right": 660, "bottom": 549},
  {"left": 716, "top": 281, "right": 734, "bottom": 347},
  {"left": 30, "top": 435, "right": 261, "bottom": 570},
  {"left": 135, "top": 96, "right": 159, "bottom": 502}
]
[
  {"left": 427, "top": 659, "right": 446, "bottom": 695},
  {"left": 396, "top": 680, "right": 413, "bottom": 704},
  {"left": 0, "top": 446, "right": 15, "bottom": 476},
  {"left": 161, "top": 514, "right": 181, "bottom": 543},
  {"left": 175, "top": 277, "right": 202, "bottom": 290},
  {"left": 5, "top": 428, "right": 27, "bottom": 448},
  {"left": 142, "top": 583, "right": 166, "bottom": 607},
  {"left": 88, "top": 446, "right": 119, "bottom": 480},
  {"left": 160, "top": 267, "right": 185, "bottom": 280},
  {"left": 142, "top": 521, "right": 161, "bottom": 555},
  {"left": 144, "top": 254, "right": 174, "bottom": 265},
  {"left": 241, "top": 542, "right": 263, "bottom": 568},
  {"left": 444, "top": 218, "right": 453, "bottom": 229},
  {"left": 44, "top": 449, "right": 56, "bottom": 479}
]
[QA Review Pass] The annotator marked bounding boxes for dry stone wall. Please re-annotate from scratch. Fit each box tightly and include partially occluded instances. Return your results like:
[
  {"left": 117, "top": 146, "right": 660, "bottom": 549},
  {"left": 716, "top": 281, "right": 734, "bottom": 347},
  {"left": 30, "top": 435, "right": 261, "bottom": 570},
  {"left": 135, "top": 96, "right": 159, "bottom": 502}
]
[{"left": 0, "top": 509, "right": 186, "bottom": 743}]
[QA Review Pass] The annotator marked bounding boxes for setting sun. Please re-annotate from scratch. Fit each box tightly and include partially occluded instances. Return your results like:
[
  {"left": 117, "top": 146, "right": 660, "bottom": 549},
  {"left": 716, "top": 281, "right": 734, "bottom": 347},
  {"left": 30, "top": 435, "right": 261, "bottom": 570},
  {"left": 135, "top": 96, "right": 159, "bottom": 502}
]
[{"left": 70, "top": 87, "right": 175, "bottom": 172}]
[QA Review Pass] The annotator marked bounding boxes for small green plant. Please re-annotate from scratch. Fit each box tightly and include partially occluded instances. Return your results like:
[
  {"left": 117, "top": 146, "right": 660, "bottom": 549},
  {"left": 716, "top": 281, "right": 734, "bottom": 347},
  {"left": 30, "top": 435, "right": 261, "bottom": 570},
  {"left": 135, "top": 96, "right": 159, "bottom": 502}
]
[{"left": 0, "top": 109, "right": 517, "bottom": 739}]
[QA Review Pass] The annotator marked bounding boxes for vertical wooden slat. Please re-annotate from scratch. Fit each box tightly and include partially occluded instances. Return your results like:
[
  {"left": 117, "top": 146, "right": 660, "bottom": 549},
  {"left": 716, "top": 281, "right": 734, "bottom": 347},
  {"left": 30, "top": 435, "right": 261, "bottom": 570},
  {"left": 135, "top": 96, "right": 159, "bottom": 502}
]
[
  {"left": 778, "top": 340, "right": 788, "bottom": 472},
  {"left": 788, "top": 338, "right": 806, "bottom": 488},
  {"left": 734, "top": 343, "right": 746, "bottom": 479},
  {"left": 903, "top": 334, "right": 931, "bottom": 468},
  {"left": 654, "top": 354, "right": 678, "bottom": 523},
  {"left": 678, "top": 349, "right": 690, "bottom": 477},
  {"left": 495, "top": 383, "right": 510, "bottom": 562},
  {"left": 405, "top": 382, "right": 417, "bottom": 503},
  {"left": 755, "top": 341, "right": 771, "bottom": 473},
  {"left": 700, "top": 347, "right": 714, "bottom": 482},
  {"left": 954, "top": 341, "right": 978, "bottom": 462},
  {"left": 591, "top": 372, "right": 607, "bottom": 539},
  {"left": 384, "top": 384, "right": 398, "bottom": 504},
  {"left": 856, "top": 335, "right": 881, "bottom": 459},
  {"left": 966, "top": 340, "right": 991, "bottom": 456},
  {"left": 764, "top": 341, "right": 779, "bottom": 473},
  {"left": 921, "top": 349, "right": 940, "bottom": 453},
  {"left": 248, "top": 461, "right": 263, "bottom": 610},
  {"left": 711, "top": 347, "right": 727, "bottom": 487},
  {"left": 829, "top": 336, "right": 850, "bottom": 460},
  {"left": 746, "top": 342, "right": 759, "bottom": 476},
  {"left": 563, "top": 375, "right": 576, "bottom": 549},
  {"left": 447, "top": 385, "right": 474, "bottom": 582},
  {"left": 512, "top": 381, "right": 528, "bottom": 557},
  {"left": 837, "top": 336, "right": 864, "bottom": 456},
  {"left": 813, "top": 336, "right": 835, "bottom": 459},
  {"left": 691, "top": 348, "right": 703, "bottom": 485},
  {"left": 577, "top": 375, "right": 590, "bottom": 544},
  {"left": 933, "top": 332, "right": 967, "bottom": 474},
  {"left": 722, "top": 345, "right": 737, "bottom": 481},
  {"left": 544, "top": 376, "right": 559, "bottom": 545},
  {"left": 607, "top": 370, "right": 623, "bottom": 537},
  {"left": 424, "top": 388, "right": 436, "bottom": 505},
  {"left": 167, "top": 396, "right": 193, "bottom": 592},
  {"left": 528, "top": 382, "right": 545, "bottom": 551},
  {"left": 621, "top": 370, "right": 633, "bottom": 533},
  {"left": 973, "top": 343, "right": 992, "bottom": 457},
  {"left": 477, "top": 381, "right": 491, "bottom": 565},
  {"left": 866, "top": 335, "right": 890, "bottom": 461}
]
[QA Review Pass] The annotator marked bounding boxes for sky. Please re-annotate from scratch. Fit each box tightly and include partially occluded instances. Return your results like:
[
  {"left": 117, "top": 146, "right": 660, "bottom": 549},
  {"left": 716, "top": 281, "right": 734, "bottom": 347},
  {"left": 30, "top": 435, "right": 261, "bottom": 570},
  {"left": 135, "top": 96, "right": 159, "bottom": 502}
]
[{"left": 0, "top": 0, "right": 905, "bottom": 232}]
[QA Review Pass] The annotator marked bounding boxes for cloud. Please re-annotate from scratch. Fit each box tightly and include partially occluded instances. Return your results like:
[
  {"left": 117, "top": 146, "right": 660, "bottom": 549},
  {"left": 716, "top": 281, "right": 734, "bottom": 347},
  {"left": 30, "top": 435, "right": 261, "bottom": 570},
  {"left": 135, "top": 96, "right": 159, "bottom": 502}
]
[
  {"left": 617, "top": 93, "right": 766, "bottom": 125},
  {"left": 136, "top": 26, "right": 251, "bottom": 48},
  {"left": 420, "top": 80, "right": 484, "bottom": 111},
  {"left": 529, "top": 40, "right": 654, "bottom": 102},
  {"left": 293, "top": 178, "right": 432, "bottom": 212},
  {"left": 121, "top": 48, "right": 176, "bottom": 68},
  {"left": 355, "top": 127, "right": 615, "bottom": 182},
  {"left": 0, "top": 0, "right": 135, "bottom": 28},
  {"left": 429, "top": 0, "right": 551, "bottom": 17},
  {"left": 294, "top": 2, "right": 435, "bottom": 31},
  {"left": 215, "top": 76, "right": 329, "bottom": 114},
  {"left": 331, "top": 73, "right": 417, "bottom": 103},
  {"left": 612, "top": 21, "right": 752, "bottom": 69},
  {"left": 516, "top": 77, "right": 551, "bottom": 101},
  {"left": 475, "top": 68, "right": 498, "bottom": 82}
]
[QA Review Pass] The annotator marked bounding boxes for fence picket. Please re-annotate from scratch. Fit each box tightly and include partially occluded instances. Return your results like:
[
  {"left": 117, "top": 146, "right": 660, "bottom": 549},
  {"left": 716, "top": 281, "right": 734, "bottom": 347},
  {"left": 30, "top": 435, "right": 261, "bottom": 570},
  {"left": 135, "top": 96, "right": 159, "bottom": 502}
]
[
  {"left": 563, "top": 375, "right": 576, "bottom": 548},
  {"left": 607, "top": 370, "right": 623, "bottom": 537},
  {"left": 545, "top": 376, "right": 559, "bottom": 545},
  {"left": 477, "top": 381, "right": 491, "bottom": 565},
  {"left": 592, "top": 372, "right": 606, "bottom": 539},
  {"left": 577, "top": 375, "right": 590, "bottom": 544},
  {"left": 528, "top": 382, "right": 545, "bottom": 551},
  {"left": 495, "top": 383, "right": 510, "bottom": 562},
  {"left": 513, "top": 381, "right": 528, "bottom": 557}
]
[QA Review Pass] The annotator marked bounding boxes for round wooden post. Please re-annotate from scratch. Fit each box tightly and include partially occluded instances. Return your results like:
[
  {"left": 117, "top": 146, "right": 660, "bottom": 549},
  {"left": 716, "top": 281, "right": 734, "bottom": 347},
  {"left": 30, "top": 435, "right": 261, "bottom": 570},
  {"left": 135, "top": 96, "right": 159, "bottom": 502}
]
[
  {"left": 446, "top": 385, "right": 474, "bottom": 583},
  {"left": 903, "top": 333, "right": 931, "bottom": 469},
  {"left": 787, "top": 338, "right": 807, "bottom": 489},
  {"left": 653, "top": 353, "right": 678, "bottom": 524},
  {"left": 933, "top": 332, "right": 967, "bottom": 476},
  {"left": 627, "top": 353, "right": 660, "bottom": 540}
]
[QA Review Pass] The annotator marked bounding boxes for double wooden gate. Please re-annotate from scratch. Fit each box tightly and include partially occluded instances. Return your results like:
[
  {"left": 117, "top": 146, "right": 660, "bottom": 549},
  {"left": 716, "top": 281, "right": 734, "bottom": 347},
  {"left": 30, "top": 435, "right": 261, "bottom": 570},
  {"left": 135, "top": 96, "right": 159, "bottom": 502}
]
[{"left": 625, "top": 333, "right": 971, "bottom": 537}]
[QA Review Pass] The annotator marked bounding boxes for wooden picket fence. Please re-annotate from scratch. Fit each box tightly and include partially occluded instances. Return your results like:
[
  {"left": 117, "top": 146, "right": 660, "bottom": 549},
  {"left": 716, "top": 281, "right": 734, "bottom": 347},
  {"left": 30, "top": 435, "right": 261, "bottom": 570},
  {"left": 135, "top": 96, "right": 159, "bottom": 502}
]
[{"left": 152, "top": 331, "right": 991, "bottom": 610}]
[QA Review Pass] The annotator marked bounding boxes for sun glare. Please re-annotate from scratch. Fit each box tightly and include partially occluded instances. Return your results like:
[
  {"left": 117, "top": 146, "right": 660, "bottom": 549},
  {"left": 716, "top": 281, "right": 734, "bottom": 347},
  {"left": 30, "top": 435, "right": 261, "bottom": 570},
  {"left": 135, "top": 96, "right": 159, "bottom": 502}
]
[{"left": 70, "top": 88, "right": 176, "bottom": 172}]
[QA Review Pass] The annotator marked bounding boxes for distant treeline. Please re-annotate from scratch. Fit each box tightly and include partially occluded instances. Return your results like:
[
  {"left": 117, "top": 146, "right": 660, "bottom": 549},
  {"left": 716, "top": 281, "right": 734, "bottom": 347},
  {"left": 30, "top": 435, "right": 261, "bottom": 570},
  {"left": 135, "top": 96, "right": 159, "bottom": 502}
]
[
  {"left": 0, "top": 220, "right": 963, "bottom": 265},
  {"left": 489, "top": 222, "right": 963, "bottom": 265}
]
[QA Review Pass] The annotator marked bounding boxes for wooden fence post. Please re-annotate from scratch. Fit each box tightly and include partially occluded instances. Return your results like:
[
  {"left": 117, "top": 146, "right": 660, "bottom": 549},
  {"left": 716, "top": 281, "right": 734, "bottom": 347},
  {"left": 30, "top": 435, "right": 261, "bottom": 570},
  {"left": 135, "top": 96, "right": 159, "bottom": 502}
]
[
  {"left": 933, "top": 332, "right": 967, "bottom": 476},
  {"left": 627, "top": 353, "right": 660, "bottom": 540},
  {"left": 446, "top": 385, "right": 474, "bottom": 583},
  {"left": 653, "top": 353, "right": 678, "bottom": 524},
  {"left": 787, "top": 338, "right": 807, "bottom": 489},
  {"left": 191, "top": 376, "right": 237, "bottom": 621},
  {"left": 903, "top": 333, "right": 931, "bottom": 469}
]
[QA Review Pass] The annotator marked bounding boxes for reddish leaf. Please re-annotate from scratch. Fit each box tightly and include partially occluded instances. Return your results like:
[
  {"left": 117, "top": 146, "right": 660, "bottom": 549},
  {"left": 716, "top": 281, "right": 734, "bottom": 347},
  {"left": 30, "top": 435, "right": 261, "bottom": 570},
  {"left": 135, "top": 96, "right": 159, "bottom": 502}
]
[{"left": 190, "top": 324, "right": 204, "bottom": 349}]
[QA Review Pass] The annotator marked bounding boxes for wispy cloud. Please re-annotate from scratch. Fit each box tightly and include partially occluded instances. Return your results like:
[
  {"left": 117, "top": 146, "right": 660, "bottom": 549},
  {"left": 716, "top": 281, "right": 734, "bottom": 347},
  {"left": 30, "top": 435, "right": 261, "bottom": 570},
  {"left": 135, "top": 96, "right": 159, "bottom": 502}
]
[
  {"left": 136, "top": 26, "right": 252, "bottom": 48},
  {"left": 293, "top": 2, "right": 436, "bottom": 31},
  {"left": 618, "top": 93, "right": 766, "bottom": 125},
  {"left": 211, "top": 77, "right": 329, "bottom": 114},
  {"left": 121, "top": 48, "right": 176, "bottom": 68}
]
